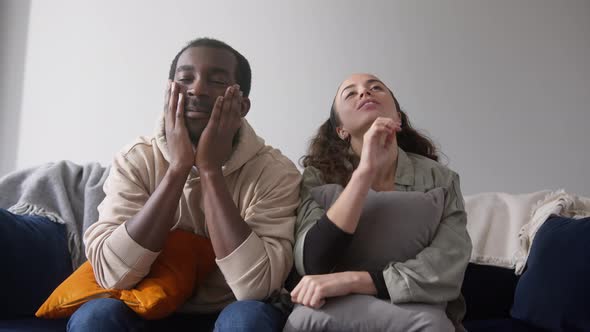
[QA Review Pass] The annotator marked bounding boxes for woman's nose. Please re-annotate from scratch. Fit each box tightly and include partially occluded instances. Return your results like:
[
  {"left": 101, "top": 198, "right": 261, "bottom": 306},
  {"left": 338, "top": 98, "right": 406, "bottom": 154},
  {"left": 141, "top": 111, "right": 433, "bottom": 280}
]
[{"left": 360, "top": 89, "right": 372, "bottom": 98}]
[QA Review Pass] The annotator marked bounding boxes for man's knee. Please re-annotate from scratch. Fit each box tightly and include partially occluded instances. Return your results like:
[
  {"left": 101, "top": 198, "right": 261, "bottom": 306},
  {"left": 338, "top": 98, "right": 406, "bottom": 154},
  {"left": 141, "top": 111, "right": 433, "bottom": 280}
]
[
  {"left": 215, "top": 300, "right": 285, "bottom": 332},
  {"left": 67, "top": 298, "right": 145, "bottom": 332}
]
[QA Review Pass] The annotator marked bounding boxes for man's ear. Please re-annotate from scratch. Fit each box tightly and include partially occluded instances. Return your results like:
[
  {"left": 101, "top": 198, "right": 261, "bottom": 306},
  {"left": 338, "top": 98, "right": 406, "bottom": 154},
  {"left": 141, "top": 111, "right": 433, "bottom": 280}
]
[
  {"left": 335, "top": 126, "right": 349, "bottom": 141},
  {"left": 240, "top": 97, "right": 251, "bottom": 117}
]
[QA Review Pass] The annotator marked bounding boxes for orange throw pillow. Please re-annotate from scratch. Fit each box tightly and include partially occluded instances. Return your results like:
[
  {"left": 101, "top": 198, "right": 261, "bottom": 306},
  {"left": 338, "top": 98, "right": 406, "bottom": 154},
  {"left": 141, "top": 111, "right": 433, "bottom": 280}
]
[{"left": 36, "top": 230, "right": 215, "bottom": 320}]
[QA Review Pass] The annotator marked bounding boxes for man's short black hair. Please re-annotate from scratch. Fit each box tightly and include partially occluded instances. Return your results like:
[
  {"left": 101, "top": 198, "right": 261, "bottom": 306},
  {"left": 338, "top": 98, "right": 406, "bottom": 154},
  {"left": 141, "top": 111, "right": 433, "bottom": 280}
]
[{"left": 168, "top": 38, "right": 252, "bottom": 97}]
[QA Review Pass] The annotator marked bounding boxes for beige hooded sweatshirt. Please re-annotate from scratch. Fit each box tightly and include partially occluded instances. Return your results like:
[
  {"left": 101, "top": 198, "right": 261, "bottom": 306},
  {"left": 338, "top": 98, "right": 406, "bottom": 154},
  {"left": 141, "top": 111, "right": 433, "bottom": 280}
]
[{"left": 83, "top": 116, "right": 301, "bottom": 313}]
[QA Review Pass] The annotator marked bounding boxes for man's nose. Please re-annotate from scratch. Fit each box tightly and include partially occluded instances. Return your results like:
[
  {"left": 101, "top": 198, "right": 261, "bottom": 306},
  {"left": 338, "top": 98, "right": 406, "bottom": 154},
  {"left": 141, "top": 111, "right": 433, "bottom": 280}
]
[{"left": 187, "top": 78, "right": 207, "bottom": 97}]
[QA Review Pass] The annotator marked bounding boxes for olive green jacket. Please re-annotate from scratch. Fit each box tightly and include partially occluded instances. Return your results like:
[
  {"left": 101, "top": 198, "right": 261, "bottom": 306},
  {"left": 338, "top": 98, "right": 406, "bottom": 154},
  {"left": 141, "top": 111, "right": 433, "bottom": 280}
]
[{"left": 294, "top": 148, "right": 472, "bottom": 327}]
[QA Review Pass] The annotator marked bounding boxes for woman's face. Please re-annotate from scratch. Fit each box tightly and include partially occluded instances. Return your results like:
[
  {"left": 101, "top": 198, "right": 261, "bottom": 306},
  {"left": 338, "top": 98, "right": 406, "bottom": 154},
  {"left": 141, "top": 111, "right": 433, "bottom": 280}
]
[{"left": 333, "top": 73, "right": 400, "bottom": 139}]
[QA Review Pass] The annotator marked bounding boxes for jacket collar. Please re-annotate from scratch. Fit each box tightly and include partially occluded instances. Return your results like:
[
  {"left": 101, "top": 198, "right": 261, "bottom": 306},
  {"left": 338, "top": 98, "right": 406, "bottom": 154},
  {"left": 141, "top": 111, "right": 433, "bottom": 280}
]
[{"left": 395, "top": 147, "right": 415, "bottom": 186}]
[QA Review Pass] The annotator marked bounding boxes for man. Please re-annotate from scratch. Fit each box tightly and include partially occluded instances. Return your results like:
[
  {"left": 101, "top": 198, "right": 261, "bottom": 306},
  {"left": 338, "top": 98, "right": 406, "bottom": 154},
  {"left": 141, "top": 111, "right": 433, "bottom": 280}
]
[{"left": 67, "top": 38, "right": 301, "bottom": 331}]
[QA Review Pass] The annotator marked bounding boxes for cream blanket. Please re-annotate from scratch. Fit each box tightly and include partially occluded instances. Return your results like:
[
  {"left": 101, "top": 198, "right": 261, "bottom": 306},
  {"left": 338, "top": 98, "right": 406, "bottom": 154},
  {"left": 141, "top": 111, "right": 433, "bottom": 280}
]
[{"left": 465, "top": 190, "right": 590, "bottom": 274}]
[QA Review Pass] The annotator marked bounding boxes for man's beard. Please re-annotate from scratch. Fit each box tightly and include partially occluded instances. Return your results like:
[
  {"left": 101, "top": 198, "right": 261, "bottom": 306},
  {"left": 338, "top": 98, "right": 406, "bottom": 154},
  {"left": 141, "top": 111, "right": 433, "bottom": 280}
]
[{"left": 185, "top": 120, "right": 207, "bottom": 146}]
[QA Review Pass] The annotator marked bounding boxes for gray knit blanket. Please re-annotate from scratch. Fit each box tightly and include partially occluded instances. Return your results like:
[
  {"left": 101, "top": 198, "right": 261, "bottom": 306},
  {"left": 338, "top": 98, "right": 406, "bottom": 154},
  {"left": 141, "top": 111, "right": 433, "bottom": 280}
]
[{"left": 0, "top": 161, "right": 110, "bottom": 269}]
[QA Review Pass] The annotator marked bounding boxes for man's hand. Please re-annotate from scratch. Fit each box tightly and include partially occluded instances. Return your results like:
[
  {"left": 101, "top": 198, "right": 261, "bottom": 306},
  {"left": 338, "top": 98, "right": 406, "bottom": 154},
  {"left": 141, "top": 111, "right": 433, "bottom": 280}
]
[
  {"left": 195, "top": 84, "right": 244, "bottom": 173},
  {"left": 164, "top": 81, "right": 195, "bottom": 175},
  {"left": 123, "top": 81, "right": 199, "bottom": 252},
  {"left": 291, "top": 272, "right": 374, "bottom": 309}
]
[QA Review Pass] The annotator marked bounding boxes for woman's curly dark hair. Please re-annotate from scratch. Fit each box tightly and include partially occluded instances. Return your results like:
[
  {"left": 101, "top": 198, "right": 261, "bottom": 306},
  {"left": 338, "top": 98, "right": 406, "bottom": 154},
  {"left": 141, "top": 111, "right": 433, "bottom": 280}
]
[{"left": 301, "top": 89, "right": 439, "bottom": 186}]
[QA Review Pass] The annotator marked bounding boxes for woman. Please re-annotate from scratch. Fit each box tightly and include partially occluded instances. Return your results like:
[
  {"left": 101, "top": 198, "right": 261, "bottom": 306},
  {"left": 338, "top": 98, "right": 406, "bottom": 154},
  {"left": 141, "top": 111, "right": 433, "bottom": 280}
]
[{"left": 290, "top": 73, "right": 472, "bottom": 331}]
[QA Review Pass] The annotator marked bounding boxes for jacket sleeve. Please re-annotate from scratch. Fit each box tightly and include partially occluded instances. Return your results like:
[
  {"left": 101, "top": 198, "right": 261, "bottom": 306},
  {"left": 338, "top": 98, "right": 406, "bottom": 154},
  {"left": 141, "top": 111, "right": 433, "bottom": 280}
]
[
  {"left": 382, "top": 171, "right": 472, "bottom": 303},
  {"left": 215, "top": 163, "right": 301, "bottom": 301},
  {"left": 83, "top": 150, "right": 160, "bottom": 290},
  {"left": 293, "top": 167, "right": 327, "bottom": 275}
]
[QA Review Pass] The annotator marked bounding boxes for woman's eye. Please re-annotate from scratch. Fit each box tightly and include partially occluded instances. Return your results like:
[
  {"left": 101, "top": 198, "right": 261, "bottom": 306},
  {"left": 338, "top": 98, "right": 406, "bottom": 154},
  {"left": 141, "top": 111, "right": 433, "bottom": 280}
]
[
  {"left": 371, "top": 86, "right": 382, "bottom": 90},
  {"left": 178, "top": 78, "right": 193, "bottom": 84},
  {"left": 211, "top": 80, "right": 227, "bottom": 85},
  {"left": 345, "top": 91, "right": 356, "bottom": 99}
]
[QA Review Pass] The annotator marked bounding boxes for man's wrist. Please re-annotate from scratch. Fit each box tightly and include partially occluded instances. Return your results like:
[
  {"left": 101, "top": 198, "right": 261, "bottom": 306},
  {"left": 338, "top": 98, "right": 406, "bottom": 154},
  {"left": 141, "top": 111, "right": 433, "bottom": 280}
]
[
  {"left": 166, "top": 164, "right": 191, "bottom": 181},
  {"left": 199, "top": 166, "right": 224, "bottom": 179}
]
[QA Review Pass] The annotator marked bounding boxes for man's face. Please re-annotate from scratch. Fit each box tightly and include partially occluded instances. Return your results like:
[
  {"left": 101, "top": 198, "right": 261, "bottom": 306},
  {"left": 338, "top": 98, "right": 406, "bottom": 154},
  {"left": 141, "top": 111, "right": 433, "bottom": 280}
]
[{"left": 173, "top": 46, "right": 238, "bottom": 144}]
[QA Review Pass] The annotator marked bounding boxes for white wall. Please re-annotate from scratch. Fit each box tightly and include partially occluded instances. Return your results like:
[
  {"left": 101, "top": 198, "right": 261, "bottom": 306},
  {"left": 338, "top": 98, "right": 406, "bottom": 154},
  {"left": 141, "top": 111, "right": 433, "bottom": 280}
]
[
  {"left": 7, "top": 0, "right": 590, "bottom": 195},
  {"left": 0, "top": 0, "right": 30, "bottom": 175}
]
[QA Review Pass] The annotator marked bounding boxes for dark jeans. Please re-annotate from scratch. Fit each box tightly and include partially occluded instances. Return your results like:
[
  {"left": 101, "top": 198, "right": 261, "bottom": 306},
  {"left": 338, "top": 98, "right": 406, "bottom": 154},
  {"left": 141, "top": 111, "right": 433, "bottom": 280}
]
[{"left": 67, "top": 298, "right": 286, "bottom": 332}]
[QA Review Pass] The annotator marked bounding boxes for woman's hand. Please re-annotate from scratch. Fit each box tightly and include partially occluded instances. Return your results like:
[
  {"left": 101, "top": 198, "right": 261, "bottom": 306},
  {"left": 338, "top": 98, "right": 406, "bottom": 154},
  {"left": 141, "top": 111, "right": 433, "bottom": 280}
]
[
  {"left": 291, "top": 272, "right": 377, "bottom": 309},
  {"left": 357, "top": 117, "right": 402, "bottom": 179}
]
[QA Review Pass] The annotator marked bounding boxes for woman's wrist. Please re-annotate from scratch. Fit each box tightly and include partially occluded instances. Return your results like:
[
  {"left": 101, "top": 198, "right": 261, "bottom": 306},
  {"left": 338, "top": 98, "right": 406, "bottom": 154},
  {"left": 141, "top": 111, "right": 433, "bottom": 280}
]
[
  {"left": 346, "top": 271, "right": 378, "bottom": 295},
  {"left": 326, "top": 167, "right": 374, "bottom": 234},
  {"left": 350, "top": 167, "right": 374, "bottom": 191}
]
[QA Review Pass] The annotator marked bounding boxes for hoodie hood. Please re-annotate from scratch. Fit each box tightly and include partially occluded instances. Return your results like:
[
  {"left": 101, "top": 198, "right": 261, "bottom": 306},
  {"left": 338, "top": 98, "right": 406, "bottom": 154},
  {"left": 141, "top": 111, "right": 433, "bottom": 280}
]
[{"left": 154, "top": 112, "right": 266, "bottom": 176}]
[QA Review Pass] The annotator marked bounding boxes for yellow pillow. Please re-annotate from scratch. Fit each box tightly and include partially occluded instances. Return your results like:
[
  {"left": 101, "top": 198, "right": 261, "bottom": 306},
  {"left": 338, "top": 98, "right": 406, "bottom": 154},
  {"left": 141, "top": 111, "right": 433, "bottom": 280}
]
[{"left": 36, "top": 230, "right": 215, "bottom": 320}]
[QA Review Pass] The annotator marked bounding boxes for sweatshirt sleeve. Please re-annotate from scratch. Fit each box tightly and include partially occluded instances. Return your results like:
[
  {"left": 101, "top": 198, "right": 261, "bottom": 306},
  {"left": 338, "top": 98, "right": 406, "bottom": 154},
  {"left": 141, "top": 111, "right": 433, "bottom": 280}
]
[
  {"left": 382, "top": 172, "right": 472, "bottom": 304},
  {"left": 83, "top": 150, "right": 160, "bottom": 290},
  {"left": 215, "top": 162, "right": 301, "bottom": 301}
]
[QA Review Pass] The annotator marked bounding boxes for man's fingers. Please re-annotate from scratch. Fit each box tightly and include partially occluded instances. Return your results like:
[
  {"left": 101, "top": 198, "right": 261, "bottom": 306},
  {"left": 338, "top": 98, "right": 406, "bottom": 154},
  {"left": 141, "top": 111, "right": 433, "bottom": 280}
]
[
  {"left": 164, "top": 81, "right": 172, "bottom": 128},
  {"left": 231, "top": 86, "right": 242, "bottom": 116},
  {"left": 209, "top": 96, "right": 223, "bottom": 127},
  {"left": 222, "top": 85, "right": 241, "bottom": 129},
  {"left": 221, "top": 85, "right": 234, "bottom": 116},
  {"left": 175, "top": 93, "right": 185, "bottom": 127},
  {"left": 217, "top": 85, "right": 240, "bottom": 130},
  {"left": 164, "top": 80, "right": 171, "bottom": 111},
  {"left": 167, "top": 82, "right": 179, "bottom": 127}
]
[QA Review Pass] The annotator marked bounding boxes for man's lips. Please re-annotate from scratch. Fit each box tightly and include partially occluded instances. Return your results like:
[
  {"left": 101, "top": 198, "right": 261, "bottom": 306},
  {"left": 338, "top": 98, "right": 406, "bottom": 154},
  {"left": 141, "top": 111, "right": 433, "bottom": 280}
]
[
  {"left": 184, "top": 110, "right": 210, "bottom": 119},
  {"left": 184, "top": 100, "right": 212, "bottom": 118}
]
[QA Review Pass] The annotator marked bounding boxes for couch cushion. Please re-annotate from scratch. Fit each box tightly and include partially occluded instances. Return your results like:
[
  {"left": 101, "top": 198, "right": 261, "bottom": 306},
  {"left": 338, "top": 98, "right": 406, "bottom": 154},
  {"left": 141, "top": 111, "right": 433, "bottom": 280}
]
[
  {"left": 511, "top": 216, "right": 590, "bottom": 331},
  {"left": 0, "top": 209, "right": 72, "bottom": 318},
  {"left": 0, "top": 318, "right": 67, "bottom": 332},
  {"left": 461, "top": 263, "right": 519, "bottom": 321},
  {"left": 463, "top": 318, "right": 540, "bottom": 332}
]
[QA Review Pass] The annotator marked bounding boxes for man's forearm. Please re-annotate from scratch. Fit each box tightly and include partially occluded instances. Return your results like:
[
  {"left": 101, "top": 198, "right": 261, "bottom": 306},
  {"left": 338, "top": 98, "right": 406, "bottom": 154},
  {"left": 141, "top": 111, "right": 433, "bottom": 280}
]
[
  {"left": 200, "top": 169, "right": 252, "bottom": 258},
  {"left": 125, "top": 167, "right": 189, "bottom": 251}
]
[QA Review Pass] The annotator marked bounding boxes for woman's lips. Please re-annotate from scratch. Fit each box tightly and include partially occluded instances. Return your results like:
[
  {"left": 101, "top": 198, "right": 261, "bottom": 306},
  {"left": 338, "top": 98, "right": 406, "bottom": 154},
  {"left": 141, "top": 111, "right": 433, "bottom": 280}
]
[{"left": 359, "top": 101, "right": 379, "bottom": 111}]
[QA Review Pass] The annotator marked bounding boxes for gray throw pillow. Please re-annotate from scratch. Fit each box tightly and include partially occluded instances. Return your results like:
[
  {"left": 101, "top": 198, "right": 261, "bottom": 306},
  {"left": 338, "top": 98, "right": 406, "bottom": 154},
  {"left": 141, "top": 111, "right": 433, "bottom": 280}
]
[
  {"left": 310, "top": 184, "right": 445, "bottom": 271},
  {"left": 285, "top": 187, "right": 448, "bottom": 332}
]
